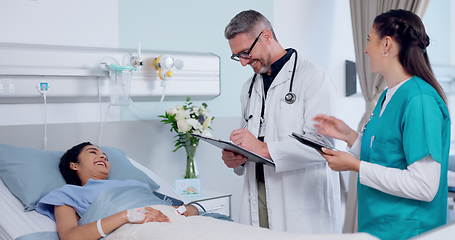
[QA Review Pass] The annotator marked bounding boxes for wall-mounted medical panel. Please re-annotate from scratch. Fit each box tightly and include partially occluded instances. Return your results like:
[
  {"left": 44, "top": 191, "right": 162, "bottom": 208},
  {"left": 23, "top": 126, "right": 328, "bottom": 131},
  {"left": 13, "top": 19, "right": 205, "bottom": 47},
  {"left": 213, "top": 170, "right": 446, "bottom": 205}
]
[{"left": 0, "top": 42, "right": 220, "bottom": 103}]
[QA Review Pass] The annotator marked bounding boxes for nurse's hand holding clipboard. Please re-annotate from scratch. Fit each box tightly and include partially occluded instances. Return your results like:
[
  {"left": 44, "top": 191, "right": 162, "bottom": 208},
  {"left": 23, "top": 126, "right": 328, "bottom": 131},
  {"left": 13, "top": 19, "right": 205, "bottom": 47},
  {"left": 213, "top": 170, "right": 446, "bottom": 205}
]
[
  {"left": 319, "top": 148, "right": 360, "bottom": 172},
  {"left": 313, "top": 114, "right": 360, "bottom": 172}
]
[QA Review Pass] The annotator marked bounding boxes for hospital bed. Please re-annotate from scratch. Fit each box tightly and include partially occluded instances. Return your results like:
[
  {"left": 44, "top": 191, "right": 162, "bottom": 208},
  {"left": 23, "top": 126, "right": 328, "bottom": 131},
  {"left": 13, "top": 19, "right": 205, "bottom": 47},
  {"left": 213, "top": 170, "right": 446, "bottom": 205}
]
[
  {"left": 0, "top": 144, "right": 378, "bottom": 240},
  {"left": 0, "top": 155, "right": 174, "bottom": 239}
]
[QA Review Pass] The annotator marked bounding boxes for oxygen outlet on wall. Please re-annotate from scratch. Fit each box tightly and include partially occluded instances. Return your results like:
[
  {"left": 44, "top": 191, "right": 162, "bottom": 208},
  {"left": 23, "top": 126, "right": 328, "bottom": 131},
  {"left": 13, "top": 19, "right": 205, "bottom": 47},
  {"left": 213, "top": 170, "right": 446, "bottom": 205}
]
[
  {"left": 36, "top": 80, "right": 49, "bottom": 97},
  {"left": 152, "top": 55, "right": 184, "bottom": 102},
  {"left": 38, "top": 81, "right": 49, "bottom": 93},
  {"left": 152, "top": 55, "right": 184, "bottom": 80},
  {"left": 36, "top": 80, "right": 49, "bottom": 150}
]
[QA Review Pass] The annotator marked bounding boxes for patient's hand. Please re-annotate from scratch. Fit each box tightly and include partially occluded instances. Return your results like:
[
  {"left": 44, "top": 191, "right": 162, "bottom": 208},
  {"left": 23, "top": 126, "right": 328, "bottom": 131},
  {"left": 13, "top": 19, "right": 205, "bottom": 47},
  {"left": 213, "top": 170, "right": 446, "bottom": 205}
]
[
  {"left": 143, "top": 207, "right": 169, "bottom": 223},
  {"left": 127, "top": 207, "right": 169, "bottom": 224}
]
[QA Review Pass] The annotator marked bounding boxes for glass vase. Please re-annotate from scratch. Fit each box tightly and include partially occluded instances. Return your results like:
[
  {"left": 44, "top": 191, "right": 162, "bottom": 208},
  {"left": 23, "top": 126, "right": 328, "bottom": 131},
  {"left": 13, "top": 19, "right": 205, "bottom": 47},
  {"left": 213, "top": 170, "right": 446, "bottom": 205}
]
[{"left": 184, "top": 138, "right": 199, "bottom": 179}]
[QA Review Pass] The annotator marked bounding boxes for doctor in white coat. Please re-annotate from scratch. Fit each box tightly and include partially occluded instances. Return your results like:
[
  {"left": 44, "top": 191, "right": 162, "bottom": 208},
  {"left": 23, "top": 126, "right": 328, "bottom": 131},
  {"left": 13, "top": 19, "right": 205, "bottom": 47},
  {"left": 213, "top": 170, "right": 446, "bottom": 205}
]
[{"left": 223, "top": 10, "right": 342, "bottom": 234}]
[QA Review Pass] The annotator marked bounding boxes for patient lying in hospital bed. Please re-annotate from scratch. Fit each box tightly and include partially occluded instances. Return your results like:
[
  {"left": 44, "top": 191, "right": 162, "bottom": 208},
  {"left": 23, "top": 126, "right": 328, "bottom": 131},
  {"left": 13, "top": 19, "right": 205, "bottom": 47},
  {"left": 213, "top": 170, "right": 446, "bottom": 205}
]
[
  {"left": 36, "top": 142, "right": 206, "bottom": 239},
  {"left": 0, "top": 142, "right": 377, "bottom": 240}
]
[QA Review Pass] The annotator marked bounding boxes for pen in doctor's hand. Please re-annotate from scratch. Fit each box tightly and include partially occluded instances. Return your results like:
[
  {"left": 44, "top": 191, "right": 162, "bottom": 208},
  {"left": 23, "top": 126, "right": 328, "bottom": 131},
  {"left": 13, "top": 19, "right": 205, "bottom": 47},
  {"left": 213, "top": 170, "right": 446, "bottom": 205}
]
[{"left": 241, "top": 115, "right": 253, "bottom": 128}]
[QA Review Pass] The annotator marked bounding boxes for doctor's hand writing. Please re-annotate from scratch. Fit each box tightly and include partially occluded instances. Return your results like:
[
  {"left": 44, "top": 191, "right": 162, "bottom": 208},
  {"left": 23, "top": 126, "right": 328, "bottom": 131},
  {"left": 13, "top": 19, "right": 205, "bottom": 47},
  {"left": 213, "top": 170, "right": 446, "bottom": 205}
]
[
  {"left": 320, "top": 148, "right": 360, "bottom": 172},
  {"left": 230, "top": 128, "right": 271, "bottom": 159},
  {"left": 313, "top": 114, "right": 358, "bottom": 147}
]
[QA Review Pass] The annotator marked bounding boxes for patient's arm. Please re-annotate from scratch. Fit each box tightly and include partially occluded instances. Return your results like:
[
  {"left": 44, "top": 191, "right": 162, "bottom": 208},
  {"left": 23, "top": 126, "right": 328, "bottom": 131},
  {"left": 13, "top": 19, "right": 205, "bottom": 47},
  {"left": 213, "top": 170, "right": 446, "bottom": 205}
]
[
  {"left": 55, "top": 205, "right": 127, "bottom": 240},
  {"left": 55, "top": 205, "right": 169, "bottom": 240}
]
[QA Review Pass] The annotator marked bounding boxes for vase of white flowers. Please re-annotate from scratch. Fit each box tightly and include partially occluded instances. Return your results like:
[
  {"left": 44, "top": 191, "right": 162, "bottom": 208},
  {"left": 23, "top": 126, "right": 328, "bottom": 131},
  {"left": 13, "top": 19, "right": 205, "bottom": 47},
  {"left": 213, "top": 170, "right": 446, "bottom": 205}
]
[{"left": 159, "top": 98, "right": 214, "bottom": 179}]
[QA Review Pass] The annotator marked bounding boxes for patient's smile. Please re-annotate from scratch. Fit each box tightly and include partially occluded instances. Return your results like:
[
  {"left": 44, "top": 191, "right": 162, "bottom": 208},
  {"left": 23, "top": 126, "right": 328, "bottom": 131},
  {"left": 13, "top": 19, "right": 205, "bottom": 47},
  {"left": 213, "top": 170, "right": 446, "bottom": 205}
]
[{"left": 94, "top": 160, "right": 107, "bottom": 167}]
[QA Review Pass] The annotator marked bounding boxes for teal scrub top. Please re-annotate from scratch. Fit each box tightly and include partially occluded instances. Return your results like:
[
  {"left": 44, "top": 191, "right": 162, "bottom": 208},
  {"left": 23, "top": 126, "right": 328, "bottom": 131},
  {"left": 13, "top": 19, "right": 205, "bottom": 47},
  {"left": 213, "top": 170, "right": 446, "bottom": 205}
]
[{"left": 358, "top": 76, "right": 450, "bottom": 240}]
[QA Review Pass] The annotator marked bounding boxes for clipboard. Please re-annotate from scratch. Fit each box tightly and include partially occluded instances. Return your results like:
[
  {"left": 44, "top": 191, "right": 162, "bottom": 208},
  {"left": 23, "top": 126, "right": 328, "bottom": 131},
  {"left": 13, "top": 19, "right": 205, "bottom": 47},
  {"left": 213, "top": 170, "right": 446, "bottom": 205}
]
[
  {"left": 191, "top": 134, "right": 275, "bottom": 167},
  {"left": 290, "top": 131, "right": 338, "bottom": 153}
]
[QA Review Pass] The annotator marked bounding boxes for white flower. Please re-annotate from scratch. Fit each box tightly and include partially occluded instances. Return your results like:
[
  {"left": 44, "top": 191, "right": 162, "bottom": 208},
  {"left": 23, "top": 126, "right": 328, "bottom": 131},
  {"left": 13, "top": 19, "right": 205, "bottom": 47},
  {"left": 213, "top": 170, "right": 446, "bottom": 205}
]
[
  {"left": 201, "top": 130, "right": 212, "bottom": 137},
  {"left": 191, "top": 107, "right": 199, "bottom": 114},
  {"left": 175, "top": 109, "right": 190, "bottom": 121},
  {"left": 187, "top": 118, "right": 202, "bottom": 130},
  {"left": 166, "top": 107, "right": 178, "bottom": 115},
  {"left": 202, "top": 116, "right": 212, "bottom": 129},
  {"left": 177, "top": 119, "right": 191, "bottom": 133}
]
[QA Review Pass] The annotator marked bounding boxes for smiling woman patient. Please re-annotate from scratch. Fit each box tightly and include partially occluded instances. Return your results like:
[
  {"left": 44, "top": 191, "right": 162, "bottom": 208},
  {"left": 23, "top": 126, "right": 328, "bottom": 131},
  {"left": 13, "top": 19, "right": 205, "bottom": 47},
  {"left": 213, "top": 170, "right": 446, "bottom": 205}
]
[{"left": 35, "top": 142, "right": 200, "bottom": 240}]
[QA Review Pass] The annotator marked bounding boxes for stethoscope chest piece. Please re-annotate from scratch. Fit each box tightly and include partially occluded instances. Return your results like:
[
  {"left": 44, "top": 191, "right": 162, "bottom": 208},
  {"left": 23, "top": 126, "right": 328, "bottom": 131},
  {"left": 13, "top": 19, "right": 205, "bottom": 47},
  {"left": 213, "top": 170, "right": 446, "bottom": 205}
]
[{"left": 284, "top": 92, "right": 296, "bottom": 104}]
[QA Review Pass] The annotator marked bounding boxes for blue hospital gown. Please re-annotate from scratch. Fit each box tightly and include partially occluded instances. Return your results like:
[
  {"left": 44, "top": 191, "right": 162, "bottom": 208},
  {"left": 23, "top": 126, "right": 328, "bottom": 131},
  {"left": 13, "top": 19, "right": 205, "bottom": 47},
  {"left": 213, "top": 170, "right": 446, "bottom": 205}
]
[{"left": 36, "top": 179, "right": 160, "bottom": 221}]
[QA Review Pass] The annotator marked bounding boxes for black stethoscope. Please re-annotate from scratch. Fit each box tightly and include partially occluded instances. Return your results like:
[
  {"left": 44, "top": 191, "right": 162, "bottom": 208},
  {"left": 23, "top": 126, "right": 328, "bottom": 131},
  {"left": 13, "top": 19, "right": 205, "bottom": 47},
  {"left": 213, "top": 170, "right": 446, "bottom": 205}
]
[{"left": 243, "top": 49, "right": 298, "bottom": 125}]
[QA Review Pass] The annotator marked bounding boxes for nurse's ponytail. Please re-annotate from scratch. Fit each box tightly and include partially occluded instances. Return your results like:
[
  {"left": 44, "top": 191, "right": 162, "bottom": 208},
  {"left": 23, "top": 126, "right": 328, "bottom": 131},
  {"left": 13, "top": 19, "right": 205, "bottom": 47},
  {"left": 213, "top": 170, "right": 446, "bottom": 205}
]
[{"left": 374, "top": 9, "right": 447, "bottom": 104}]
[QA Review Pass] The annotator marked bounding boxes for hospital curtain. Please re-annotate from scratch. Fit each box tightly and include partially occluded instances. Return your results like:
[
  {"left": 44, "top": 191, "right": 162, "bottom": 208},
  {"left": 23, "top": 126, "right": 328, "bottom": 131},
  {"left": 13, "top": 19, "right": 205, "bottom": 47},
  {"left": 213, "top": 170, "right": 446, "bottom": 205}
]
[{"left": 344, "top": 0, "right": 429, "bottom": 233}]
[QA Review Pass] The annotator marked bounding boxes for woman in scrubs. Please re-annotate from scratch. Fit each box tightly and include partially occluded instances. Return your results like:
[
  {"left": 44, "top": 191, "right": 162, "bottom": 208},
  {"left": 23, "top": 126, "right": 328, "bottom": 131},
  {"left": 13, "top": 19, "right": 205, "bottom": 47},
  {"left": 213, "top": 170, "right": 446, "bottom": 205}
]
[{"left": 313, "top": 9, "right": 450, "bottom": 240}]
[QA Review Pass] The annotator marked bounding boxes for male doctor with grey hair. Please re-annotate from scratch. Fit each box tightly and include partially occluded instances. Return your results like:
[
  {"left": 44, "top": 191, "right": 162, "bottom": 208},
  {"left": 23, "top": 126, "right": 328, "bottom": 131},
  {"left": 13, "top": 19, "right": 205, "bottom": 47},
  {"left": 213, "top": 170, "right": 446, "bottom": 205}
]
[{"left": 222, "top": 10, "right": 342, "bottom": 233}]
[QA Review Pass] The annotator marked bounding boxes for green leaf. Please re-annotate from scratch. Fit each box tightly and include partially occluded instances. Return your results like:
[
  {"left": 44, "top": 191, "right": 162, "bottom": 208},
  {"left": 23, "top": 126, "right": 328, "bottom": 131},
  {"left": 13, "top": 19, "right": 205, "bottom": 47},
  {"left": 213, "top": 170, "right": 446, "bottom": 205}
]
[{"left": 173, "top": 145, "right": 183, "bottom": 152}]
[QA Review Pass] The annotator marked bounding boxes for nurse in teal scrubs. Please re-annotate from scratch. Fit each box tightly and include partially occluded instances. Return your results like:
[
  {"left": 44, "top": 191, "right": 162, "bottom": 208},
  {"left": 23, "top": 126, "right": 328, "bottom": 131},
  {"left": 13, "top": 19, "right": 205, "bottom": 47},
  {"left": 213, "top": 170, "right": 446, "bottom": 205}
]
[{"left": 313, "top": 9, "right": 450, "bottom": 240}]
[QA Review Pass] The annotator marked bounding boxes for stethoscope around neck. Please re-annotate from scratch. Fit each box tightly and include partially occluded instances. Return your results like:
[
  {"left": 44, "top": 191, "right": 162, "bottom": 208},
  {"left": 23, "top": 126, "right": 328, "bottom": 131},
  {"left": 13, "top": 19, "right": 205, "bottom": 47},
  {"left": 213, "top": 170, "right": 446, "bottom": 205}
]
[{"left": 243, "top": 49, "right": 298, "bottom": 123}]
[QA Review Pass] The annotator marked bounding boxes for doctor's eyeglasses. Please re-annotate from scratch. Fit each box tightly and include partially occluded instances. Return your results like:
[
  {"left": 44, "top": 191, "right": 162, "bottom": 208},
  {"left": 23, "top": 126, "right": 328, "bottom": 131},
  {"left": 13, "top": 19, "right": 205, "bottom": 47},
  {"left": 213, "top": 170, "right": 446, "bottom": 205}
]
[{"left": 231, "top": 32, "right": 263, "bottom": 61}]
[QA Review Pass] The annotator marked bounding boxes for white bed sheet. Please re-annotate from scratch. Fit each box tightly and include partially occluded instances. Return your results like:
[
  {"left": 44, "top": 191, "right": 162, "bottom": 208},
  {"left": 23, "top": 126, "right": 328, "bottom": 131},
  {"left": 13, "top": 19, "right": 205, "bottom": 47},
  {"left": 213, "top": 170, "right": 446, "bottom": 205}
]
[
  {"left": 0, "top": 158, "right": 377, "bottom": 240},
  {"left": 0, "top": 179, "right": 55, "bottom": 240}
]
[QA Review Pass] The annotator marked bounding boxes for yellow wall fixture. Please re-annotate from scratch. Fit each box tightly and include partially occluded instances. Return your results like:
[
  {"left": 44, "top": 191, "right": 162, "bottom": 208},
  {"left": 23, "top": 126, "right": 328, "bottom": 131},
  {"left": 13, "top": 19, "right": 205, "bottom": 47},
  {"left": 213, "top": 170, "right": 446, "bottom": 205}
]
[
  {"left": 152, "top": 55, "right": 184, "bottom": 80},
  {"left": 152, "top": 55, "right": 185, "bottom": 102}
]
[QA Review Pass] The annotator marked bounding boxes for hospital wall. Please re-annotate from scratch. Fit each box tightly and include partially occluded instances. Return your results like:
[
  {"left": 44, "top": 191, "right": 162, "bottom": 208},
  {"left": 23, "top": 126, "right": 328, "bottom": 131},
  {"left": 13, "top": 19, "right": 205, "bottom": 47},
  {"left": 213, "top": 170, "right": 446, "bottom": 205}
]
[
  {"left": 1, "top": 0, "right": 454, "bottom": 223},
  {"left": 274, "top": 0, "right": 363, "bottom": 142},
  {"left": 423, "top": 0, "right": 455, "bottom": 150},
  {"left": 0, "top": 0, "right": 274, "bottom": 222}
]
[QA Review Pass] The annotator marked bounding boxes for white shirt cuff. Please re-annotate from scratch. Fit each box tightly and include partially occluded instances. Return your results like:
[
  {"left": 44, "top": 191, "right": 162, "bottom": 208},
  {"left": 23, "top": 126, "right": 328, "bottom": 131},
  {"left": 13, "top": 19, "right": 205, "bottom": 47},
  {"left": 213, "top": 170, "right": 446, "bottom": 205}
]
[
  {"left": 359, "top": 157, "right": 440, "bottom": 202},
  {"left": 347, "top": 133, "right": 361, "bottom": 158}
]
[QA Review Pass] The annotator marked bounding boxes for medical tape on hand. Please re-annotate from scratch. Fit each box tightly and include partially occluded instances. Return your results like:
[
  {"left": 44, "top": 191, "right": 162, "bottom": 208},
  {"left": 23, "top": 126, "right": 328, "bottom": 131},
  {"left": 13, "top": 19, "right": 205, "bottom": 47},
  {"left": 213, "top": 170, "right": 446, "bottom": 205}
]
[
  {"left": 127, "top": 208, "right": 146, "bottom": 222},
  {"left": 176, "top": 205, "right": 187, "bottom": 215}
]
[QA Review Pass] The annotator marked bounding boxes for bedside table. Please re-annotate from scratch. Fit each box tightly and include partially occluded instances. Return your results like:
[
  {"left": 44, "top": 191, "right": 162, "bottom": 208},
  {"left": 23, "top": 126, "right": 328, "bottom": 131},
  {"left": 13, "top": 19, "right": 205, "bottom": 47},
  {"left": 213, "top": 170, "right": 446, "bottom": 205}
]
[{"left": 178, "top": 191, "right": 232, "bottom": 217}]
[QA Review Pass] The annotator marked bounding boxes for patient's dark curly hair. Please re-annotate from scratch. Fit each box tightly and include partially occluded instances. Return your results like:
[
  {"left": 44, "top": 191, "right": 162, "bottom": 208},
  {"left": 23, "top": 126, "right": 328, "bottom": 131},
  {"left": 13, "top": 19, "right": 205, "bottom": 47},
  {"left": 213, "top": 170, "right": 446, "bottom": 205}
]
[{"left": 59, "top": 142, "right": 93, "bottom": 186}]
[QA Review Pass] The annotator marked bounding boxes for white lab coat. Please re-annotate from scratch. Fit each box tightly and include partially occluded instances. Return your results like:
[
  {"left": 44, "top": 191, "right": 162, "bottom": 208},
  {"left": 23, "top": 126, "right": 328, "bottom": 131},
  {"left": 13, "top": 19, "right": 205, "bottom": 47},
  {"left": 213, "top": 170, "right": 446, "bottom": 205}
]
[{"left": 235, "top": 53, "right": 342, "bottom": 234}]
